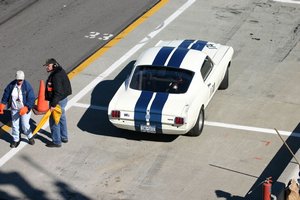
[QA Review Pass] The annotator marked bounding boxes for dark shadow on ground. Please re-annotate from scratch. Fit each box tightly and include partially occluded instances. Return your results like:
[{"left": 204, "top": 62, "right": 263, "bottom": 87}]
[
  {"left": 0, "top": 155, "right": 92, "bottom": 200},
  {"left": 244, "top": 123, "right": 300, "bottom": 199},
  {"left": 29, "top": 114, "right": 52, "bottom": 144},
  {"left": 33, "top": 128, "right": 52, "bottom": 145},
  {"left": 0, "top": 110, "right": 12, "bottom": 144},
  {"left": 77, "top": 61, "right": 178, "bottom": 143},
  {"left": 0, "top": 110, "right": 52, "bottom": 146},
  {"left": 55, "top": 181, "right": 92, "bottom": 200},
  {"left": 216, "top": 190, "right": 244, "bottom": 200},
  {"left": 0, "top": 170, "right": 47, "bottom": 200},
  {"left": 211, "top": 164, "right": 256, "bottom": 199},
  {"left": 0, "top": 110, "right": 11, "bottom": 126}
]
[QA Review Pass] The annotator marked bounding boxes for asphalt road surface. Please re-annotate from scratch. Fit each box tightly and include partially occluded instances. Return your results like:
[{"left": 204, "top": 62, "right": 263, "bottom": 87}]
[
  {"left": 0, "top": 0, "right": 159, "bottom": 93},
  {"left": 0, "top": 0, "right": 300, "bottom": 199}
]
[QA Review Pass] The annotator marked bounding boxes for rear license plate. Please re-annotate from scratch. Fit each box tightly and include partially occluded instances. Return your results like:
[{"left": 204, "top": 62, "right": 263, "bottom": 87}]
[{"left": 140, "top": 125, "right": 156, "bottom": 133}]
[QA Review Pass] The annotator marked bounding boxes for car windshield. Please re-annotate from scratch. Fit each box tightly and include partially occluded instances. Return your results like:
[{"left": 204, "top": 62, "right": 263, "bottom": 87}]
[{"left": 129, "top": 65, "right": 194, "bottom": 94}]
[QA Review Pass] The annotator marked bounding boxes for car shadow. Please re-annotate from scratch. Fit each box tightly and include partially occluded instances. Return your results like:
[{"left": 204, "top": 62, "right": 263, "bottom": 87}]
[{"left": 77, "top": 61, "right": 178, "bottom": 143}]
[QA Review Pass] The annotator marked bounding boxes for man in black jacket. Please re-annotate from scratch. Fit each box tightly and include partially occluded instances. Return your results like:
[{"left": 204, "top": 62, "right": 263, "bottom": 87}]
[{"left": 43, "top": 58, "right": 72, "bottom": 147}]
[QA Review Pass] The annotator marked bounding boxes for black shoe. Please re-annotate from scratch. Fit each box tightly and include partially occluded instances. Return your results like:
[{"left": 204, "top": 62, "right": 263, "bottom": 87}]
[
  {"left": 61, "top": 138, "right": 68, "bottom": 143},
  {"left": 46, "top": 142, "right": 61, "bottom": 148},
  {"left": 10, "top": 141, "right": 20, "bottom": 148},
  {"left": 28, "top": 138, "right": 35, "bottom": 145}
]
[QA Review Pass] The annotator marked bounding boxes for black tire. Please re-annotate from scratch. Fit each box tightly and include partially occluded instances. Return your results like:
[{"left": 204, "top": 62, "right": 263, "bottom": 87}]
[
  {"left": 187, "top": 106, "right": 204, "bottom": 136},
  {"left": 219, "top": 64, "right": 230, "bottom": 90}
]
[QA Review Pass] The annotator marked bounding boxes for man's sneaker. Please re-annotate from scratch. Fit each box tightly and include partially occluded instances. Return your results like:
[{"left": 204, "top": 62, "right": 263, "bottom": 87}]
[
  {"left": 46, "top": 142, "right": 61, "bottom": 148},
  {"left": 10, "top": 141, "right": 20, "bottom": 148},
  {"left": 28, "top": 138, "right": 35, "bottom": 145},
  {"left": 61, "top": 138, "right": 68, "bottom": 143}
]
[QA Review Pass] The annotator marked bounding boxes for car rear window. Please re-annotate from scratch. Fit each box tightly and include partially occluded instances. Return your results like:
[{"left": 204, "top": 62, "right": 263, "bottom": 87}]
[{"left": 130, "top": 65, "right": 194, "bottom": 94}]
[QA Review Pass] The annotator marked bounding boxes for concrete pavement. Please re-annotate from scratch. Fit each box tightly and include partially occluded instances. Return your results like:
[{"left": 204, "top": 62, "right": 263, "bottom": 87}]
[{"left": 1, "top": 0, "right": 300, "bottom": 199}]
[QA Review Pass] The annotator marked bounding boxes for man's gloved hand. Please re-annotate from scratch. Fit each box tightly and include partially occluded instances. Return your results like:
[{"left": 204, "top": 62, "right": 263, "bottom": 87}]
[
  {"left": 19, "top": 106, "right": 28, "bottom": 116},
  {"left": 0, "top": 103, "right": 6, "bottom": 115}
]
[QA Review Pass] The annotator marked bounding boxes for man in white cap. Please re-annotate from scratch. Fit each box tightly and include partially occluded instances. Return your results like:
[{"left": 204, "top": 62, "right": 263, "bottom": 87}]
[{"left": 0, "top": 70, "right": 36, "bottom": 148}]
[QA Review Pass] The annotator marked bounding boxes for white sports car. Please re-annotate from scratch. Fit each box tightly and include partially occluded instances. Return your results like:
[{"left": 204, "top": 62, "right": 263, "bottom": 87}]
[{"left": 108, "top": 39, "right": 234, "bottom": 136}]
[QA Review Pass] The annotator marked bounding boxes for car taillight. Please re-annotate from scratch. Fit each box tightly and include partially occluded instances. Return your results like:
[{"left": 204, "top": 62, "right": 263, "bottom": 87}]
[
  {"left": 111, "top": 110, "right": 120, "bottom": 118},
  {"left": 174, "top": 117, "right": 184, "bottom": 125}
]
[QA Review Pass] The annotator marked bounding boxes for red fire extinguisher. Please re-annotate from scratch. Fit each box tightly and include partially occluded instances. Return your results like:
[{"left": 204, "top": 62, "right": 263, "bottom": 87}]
[{"left": 263, "top": 177, "right": 272, "bottom": 200}]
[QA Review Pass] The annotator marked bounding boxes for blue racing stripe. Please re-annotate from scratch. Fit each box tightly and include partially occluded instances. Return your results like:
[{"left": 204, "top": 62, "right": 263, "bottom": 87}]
[
  {"left": 190, "top": 40, "right": 207, "bottom": 51},
  {"left": 167, "top": 48, "right": 189, "bottom": 68},
  {"left": 150, "top": 92, "right": 169, "bottom": 134},
  {"left": 152, "top": 47, "right": 174, "bottom": 66},
  {"left": 179, "top": 39, "right": 195, "bottom": 48},
  {"left": 134, "top": 91, "right": 153, "bottom": 131}
]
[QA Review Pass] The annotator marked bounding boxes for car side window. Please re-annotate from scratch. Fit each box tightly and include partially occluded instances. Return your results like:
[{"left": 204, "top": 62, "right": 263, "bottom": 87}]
[{"left": 200, "top": 56, "right": 213, "bottom": 81}]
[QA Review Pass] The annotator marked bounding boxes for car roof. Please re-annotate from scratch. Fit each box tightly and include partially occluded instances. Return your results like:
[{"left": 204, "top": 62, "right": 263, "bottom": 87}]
[{"left": 135, "top": 46, "right": 207, "bottom": 72}]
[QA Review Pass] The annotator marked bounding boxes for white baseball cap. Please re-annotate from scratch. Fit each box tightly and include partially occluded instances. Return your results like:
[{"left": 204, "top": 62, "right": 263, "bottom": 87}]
[{"left": 16, "top": 70, "right": 25, "bottom": 80}]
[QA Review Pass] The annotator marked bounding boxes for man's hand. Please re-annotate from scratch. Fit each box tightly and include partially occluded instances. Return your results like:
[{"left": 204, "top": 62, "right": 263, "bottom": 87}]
[
  {"left": 0, "top": 103, "right": 5, "bottom": 115},
  {"left": 19, "top": 106, "right": 28, "bottom": 116}
]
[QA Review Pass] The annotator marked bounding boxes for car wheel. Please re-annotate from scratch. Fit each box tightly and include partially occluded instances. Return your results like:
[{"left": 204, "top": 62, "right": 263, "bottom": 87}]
[
  {"left": 187, "top": 106, "right": 204, "bottom": 136},
  {"left": 219, "top": 64, "right": 230, "bottom": 90}
]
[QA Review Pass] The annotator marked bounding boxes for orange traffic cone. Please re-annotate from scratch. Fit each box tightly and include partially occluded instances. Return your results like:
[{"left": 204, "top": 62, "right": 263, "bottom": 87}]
[{"left": 33, "top": 80, "right": 49, "bottom": 115}]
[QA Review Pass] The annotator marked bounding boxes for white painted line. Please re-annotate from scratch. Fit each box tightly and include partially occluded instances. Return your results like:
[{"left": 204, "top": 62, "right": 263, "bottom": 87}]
[
  {"left": 0, "top": 0, "right": 196, "bottom": 168},
  {"left": 273, "top": 0, "right": 300, "bottom": 4},
  {"left": 205, "top": 121, "right": 300, "bottom": 138},
  {"left": 0, "top": 142, "right": 27, "bottom": 167},
  {"left": 76, "top": 102, "right": 300, "bottom": 185},
  {"left": 73, "top": 102, "right": 299, "bottom": 138},
  {"left": 73, "top": 102, "right": 107, "bottom": 111}
]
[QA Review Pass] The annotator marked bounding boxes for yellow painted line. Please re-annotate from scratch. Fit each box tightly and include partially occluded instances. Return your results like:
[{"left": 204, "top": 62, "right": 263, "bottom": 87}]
[
  {"left": 0, "top": 0, "right": 169, "bottom": 134},
  {"left": 1, "top": 125, "right": 10, "bottom": 133},
  {"left": 68, "top": 0, "right": 169, "bottom": 79}
]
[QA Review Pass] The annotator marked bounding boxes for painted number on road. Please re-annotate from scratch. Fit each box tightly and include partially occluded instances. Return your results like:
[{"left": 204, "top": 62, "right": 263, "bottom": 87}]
[{"left": 85, "top": 32, "right": 114, "bottom": 40}]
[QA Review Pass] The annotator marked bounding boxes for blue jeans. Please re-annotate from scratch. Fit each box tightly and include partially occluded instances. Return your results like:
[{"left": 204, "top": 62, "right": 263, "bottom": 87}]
[
  {"left": 49, "top": 98, "right": 68, "bottom": 144},
  {"left": 11, "top": 109, "right": 33, "bottom": 142}
]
